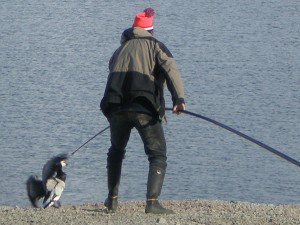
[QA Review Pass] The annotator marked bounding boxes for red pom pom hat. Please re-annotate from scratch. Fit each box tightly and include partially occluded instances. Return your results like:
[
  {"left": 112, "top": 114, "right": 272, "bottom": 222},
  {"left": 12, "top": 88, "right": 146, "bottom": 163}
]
[{"left": 133, "top": 8, "right": 155, "bottom": 30}]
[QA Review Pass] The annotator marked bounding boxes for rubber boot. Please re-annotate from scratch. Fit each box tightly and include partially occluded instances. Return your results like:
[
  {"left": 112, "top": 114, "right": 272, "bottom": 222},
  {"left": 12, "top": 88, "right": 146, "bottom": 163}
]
[
  {"left": 145, "top": 166, "right": 175, "bottom": 214},
  {"left": 104, "top": 162, "right": 122, "bottom": 212},
  {"left": 104, "top": 196, "right": 118, "bottom": 212}
]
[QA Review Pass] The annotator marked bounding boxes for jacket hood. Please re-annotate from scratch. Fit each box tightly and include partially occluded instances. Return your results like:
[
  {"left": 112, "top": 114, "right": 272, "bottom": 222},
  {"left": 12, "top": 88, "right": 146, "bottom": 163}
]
[{"left": 120, "top": 27, "right": 153, "bottom": 44}]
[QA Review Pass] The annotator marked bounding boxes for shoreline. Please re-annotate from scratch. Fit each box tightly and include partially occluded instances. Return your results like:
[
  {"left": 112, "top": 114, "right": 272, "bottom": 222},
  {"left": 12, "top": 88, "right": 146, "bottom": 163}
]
[{"left": 1, "top": 200, "right": 300, "bottom": 225}]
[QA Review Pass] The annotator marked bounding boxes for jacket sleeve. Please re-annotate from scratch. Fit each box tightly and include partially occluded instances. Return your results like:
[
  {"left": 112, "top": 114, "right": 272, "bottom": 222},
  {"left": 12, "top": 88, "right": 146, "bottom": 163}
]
[{"left": 155, "top": 41, "right": 185, "bottom": 105}]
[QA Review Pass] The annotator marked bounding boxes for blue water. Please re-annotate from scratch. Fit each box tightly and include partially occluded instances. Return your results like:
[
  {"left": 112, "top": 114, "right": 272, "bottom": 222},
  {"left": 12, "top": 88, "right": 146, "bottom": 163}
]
[{"left": 1, "top": 0, "right": 299, "bottom": 207}]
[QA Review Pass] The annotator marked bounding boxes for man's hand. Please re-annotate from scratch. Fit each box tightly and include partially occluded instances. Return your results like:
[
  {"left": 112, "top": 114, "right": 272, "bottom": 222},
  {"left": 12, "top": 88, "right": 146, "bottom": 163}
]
[{"left": 172, "top": 103, "right": 185, "bottom": 115}]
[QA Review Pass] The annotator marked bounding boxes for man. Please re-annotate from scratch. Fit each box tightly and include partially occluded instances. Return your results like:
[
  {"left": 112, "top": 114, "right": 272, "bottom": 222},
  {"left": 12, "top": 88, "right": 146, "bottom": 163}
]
[{"left": 100, "top": 7, "right": 185, "bottom": 214}]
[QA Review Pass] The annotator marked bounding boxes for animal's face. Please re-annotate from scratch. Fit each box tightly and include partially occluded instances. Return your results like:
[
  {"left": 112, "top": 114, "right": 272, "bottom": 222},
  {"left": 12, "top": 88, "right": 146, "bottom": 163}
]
[{"left": 60, "top": 160, "right": 67, "bottom": 167}]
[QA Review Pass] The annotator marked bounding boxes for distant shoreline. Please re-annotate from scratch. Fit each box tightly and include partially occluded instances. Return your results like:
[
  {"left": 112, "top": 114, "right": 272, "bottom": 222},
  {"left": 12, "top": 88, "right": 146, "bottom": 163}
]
[{"left": 1, "top": 200, "right": 300, "bottom": 225}]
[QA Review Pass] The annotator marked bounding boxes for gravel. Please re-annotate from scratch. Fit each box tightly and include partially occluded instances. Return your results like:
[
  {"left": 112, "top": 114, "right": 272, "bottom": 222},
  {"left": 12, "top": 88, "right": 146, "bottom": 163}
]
[{"left": 1, "top": 200, "right": 300, "bottom": 225}]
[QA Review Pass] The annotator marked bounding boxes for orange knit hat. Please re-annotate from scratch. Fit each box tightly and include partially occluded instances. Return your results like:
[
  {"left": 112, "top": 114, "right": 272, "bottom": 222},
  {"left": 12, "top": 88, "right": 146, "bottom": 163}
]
[{"left": 132, "top": 8, "right": 155, "bottom": 30}]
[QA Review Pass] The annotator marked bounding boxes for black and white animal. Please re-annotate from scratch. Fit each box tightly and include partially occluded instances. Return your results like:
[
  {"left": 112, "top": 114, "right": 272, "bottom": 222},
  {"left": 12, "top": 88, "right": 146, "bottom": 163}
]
[{"left": 26, "top": 153, "right": 68, "bottom": 208}]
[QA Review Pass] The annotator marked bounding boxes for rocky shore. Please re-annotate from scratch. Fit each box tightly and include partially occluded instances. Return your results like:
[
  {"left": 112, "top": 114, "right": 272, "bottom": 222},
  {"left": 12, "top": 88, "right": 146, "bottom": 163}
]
[{"left": 1, "top": 200, "right": 300, "bottom": 225}]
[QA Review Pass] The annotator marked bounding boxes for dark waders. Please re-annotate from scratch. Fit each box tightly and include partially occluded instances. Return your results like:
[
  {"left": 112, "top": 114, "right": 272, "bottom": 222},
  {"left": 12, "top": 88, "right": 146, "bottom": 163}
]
[{"left": 105, "top": 112, "right": 174, "bottom": 214}]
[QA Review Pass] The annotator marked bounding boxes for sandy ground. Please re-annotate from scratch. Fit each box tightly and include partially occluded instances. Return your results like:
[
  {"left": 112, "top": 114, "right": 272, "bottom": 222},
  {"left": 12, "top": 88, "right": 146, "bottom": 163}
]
[{"left": 1, "top": 200, "right": 300, "bottom": 225}]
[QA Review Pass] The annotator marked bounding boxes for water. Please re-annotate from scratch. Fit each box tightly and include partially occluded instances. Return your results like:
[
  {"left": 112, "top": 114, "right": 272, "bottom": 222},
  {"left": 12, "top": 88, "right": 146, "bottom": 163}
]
[{"left": 0, "top": 0, "right": 299, "bottom": 207}]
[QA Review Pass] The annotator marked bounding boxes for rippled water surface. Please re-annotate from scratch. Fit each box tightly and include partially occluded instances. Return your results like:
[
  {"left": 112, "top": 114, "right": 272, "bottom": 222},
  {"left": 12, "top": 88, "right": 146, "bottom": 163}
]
[{"left": 1, "top": 0, "right": 299, "bottom": 207}]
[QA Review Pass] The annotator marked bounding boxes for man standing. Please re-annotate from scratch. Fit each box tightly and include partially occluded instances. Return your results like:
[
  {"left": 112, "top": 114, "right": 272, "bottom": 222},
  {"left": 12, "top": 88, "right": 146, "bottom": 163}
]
[{"left": 100, "top": 7, "right": 185, "bottom": 214}]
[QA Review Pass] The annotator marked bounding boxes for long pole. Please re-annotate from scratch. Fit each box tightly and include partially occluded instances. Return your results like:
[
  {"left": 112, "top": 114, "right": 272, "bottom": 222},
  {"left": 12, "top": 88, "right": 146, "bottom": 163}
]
[{"left": 166, "top": 108, "right": 300, "bottom": 168}]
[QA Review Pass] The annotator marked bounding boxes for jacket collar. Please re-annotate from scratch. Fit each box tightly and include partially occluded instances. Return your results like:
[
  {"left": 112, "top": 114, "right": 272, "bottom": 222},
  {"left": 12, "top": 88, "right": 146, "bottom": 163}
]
[{"left": 120, "top": 27, "right": 153, "bottom": 44}]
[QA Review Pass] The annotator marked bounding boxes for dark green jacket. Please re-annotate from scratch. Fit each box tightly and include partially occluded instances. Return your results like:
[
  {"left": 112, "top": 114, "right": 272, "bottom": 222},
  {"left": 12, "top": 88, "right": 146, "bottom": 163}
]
[{"left": 100, "top": 27, "right": 185, "bottom": 118}]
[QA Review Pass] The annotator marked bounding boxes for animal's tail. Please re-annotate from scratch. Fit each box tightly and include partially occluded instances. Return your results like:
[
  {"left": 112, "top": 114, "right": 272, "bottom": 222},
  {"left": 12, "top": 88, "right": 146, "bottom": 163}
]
[{"left": 26, "top": 175, "right": 45, "bottom": 208}]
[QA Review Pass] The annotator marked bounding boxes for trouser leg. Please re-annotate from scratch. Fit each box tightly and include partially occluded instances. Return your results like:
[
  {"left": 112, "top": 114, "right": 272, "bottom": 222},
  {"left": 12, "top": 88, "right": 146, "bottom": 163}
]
[
  {"left": 105, "top": 113, "right": 131, "bottom": 211},
  {"left": 136, "top": 114, "right": 167, "bottom": 199},
  {"left": 135, "top": 114, "right": 174, "bottom": 214}
]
